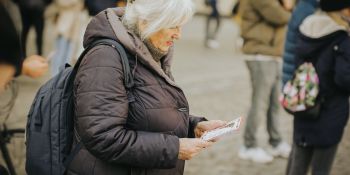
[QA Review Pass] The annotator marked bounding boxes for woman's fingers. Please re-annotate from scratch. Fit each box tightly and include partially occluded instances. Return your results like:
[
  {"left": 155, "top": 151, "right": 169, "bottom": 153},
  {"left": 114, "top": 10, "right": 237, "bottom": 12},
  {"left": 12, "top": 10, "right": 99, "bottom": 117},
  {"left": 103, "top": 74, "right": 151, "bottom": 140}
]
[
  {"left": 194, "top": 139, "right": 214, "bottom": 149},
  {"left": 178, "top": 138, "right": 215, "bottom": 160}
]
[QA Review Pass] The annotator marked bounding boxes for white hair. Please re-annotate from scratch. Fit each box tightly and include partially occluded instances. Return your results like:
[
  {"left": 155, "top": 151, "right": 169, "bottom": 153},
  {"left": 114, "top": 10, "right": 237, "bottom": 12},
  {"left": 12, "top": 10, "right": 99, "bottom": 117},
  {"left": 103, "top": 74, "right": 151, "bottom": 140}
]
[{"left": 123, "top": 0, "right": 195, "bottom": 40}]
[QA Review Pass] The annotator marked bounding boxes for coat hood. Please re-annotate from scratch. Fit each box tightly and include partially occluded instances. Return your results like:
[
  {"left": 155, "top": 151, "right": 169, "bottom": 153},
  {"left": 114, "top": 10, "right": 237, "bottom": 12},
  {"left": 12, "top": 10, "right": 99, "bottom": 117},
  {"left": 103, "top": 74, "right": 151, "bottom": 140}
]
[
  {"left": 83, "top": 8, "right": 178, "bottom": 87},
  {"left": 299, "top": 11, "right": 347, "bottom": 39},
  {"left": 297, "top": 11, "right": 348, "bottom": 58}
]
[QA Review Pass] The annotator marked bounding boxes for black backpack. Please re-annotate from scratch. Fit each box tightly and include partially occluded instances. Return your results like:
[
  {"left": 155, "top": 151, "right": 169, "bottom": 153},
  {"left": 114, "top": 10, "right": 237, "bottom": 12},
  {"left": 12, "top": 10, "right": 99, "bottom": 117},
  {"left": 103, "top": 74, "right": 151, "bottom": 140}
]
[{"left": 25, "top": 39, "right": 134, "bottom": 175}]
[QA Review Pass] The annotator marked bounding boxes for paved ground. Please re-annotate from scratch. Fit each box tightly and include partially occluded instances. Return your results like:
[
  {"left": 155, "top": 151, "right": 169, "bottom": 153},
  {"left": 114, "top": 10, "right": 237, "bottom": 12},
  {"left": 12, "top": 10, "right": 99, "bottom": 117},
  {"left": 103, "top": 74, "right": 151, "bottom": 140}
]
[{"left": 2, "top": 15, "right": 350, "bottom": 175}]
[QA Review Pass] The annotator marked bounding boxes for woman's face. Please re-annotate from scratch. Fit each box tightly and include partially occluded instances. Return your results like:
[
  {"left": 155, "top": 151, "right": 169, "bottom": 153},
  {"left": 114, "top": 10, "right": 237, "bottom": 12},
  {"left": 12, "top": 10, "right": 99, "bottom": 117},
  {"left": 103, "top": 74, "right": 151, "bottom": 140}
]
[{"left": 148, "top": 26, "right": 182, "bottom": 52}]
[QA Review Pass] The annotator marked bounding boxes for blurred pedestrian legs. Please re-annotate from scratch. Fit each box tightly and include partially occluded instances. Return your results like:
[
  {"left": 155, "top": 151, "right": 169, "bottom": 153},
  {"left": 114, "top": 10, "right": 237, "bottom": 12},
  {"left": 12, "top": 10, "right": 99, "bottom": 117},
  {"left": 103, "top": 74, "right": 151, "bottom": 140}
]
[
  {"left": 244, "top": 58, "right": 282, "bottom": 149},
  {"left": 286, "top": 144, "right": 338, "bottom": 175},
  {"left": 16, "top": 0, "right": 52, "bottom": 56},
  {"left": 205, "top": 0, "right": 221, "bottom": 49}
]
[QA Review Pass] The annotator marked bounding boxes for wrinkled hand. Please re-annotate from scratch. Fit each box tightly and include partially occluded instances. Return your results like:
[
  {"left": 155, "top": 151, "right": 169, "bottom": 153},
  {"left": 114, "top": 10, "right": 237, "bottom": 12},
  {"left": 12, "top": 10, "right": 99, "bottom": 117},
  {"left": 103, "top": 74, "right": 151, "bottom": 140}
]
[
  {"left": 194, "top": 120, "right": 227, "bottom": 139},
  {"left": 22, "top": 55, "right": 49, "bottom": 78},
  {"left": 178, "top": 138, "right": 213, "bottom": 160}
]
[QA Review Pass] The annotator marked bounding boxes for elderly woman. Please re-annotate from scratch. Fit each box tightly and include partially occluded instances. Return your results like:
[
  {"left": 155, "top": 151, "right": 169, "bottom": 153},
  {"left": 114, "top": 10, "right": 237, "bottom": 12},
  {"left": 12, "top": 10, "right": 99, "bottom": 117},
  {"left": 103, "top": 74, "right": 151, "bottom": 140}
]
[{"left": 67, "top": 0, "right": 226, "bottom": 174}]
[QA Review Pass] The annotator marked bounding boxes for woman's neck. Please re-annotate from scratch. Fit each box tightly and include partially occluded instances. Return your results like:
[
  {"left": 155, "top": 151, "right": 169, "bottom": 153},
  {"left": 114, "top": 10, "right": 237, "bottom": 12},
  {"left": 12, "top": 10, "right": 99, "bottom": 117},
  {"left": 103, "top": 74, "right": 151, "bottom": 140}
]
[
  {"left": 129, "top": 25, "right": 167, "bottom": 63},
  {"left": 143, "top": 39, "right": 167, "bottom": 63}
]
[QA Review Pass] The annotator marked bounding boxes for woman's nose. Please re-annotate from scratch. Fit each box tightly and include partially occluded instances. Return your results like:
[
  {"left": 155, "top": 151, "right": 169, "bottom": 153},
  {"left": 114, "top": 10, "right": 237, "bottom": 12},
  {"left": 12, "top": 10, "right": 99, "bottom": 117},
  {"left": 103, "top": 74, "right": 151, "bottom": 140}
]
[{"left": 172, "top": 28, "right": 182, "bottom": 40}]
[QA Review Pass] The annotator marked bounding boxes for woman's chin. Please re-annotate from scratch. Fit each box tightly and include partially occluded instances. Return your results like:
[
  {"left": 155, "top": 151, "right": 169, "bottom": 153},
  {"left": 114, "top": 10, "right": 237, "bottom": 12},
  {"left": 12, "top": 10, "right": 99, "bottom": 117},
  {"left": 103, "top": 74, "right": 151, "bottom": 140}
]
[{"left": 159, "top": 47, "right": 170, "bottom": 53}]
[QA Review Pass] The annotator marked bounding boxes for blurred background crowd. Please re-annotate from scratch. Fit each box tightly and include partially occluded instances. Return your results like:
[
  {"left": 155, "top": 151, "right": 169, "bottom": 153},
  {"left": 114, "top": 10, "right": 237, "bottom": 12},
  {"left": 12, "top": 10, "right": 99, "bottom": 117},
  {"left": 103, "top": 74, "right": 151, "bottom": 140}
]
[{"left": 1, "top": 0, "right": 350, "bottom": 174}]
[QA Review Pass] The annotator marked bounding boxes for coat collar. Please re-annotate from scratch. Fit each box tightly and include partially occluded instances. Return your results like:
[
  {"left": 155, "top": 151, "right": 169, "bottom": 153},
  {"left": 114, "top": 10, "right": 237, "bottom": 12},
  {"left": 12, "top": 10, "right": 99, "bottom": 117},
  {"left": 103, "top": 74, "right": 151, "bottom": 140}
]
[{"left": 106, "top": 8, "right": 179, "bottom": 88}]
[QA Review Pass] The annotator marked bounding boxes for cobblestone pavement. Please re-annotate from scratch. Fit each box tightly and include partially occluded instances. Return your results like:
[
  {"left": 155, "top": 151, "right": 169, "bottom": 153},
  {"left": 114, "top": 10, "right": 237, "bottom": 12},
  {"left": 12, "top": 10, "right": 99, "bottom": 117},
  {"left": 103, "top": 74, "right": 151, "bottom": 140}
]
[{"left": 2, "top": 15, "right": 350, "bottom": 175}]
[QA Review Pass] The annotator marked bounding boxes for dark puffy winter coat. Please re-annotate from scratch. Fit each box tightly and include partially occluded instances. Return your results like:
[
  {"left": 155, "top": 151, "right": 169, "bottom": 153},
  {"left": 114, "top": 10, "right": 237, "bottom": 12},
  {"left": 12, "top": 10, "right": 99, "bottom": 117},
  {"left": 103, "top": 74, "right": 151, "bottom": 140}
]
[
  {"left": 293, "top": 12, "right": 350, "bottom": 147},
  {"left": 67, "top": 8, "right": 205, "bottom": 175},
  {"left": 282, "top": 0, "right": 318, "bottom": 85}
]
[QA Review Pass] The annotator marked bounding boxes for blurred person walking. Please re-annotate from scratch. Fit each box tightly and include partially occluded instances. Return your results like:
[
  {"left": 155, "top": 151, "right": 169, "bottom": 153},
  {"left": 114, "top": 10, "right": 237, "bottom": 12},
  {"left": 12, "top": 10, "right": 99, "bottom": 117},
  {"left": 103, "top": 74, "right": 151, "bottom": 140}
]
[
  {"left": 0, "top": 0, "right": 48, "bottom": 174},
  {"left": 14, "top": 0, "right": 52, "bottom": 56},
  {"left": 238, "top": 0, "right": 293, "bottom": 163},
  {"left": 50, "top": 0, "right": 85, "bottom": 76},
  {"left": 0, "top": 0, "right": 48, "bottom": 92},
  {"left": 286, "top": 1, "right": 350, "bottom": 175},
  {"left": 204, "top": 0, "right": 221, "bottom": 49},
  {"left": 282, "top": 0, "right": 318, "bottom": 85}
]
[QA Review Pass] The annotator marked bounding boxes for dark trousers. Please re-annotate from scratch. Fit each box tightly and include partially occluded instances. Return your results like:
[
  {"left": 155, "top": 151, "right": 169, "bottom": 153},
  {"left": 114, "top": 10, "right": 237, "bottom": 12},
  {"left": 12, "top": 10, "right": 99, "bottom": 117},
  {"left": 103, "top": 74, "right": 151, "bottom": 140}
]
[
  {"left": 286, "top": 143, "right": 338, "bottom": 175},
  {"left": 205, "top": 0, "right": 220, "bottom": 41},
  {"left": 19, "top": 7, "right": 44, "bottom": 56}
]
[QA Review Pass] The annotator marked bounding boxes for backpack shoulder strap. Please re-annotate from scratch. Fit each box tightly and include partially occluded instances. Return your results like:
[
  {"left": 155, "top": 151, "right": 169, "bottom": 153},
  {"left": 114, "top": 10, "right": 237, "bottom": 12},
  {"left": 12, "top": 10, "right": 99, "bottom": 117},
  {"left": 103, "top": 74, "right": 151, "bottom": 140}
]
[
  {"left": 73, "top": 38, "right": 134, "bottom": 88},
  {"left": 63, "top": 39, "right": 134, "bottom": 169},
  {"left": 104, "top": 39, "right": 135, "bottom": 89}
]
